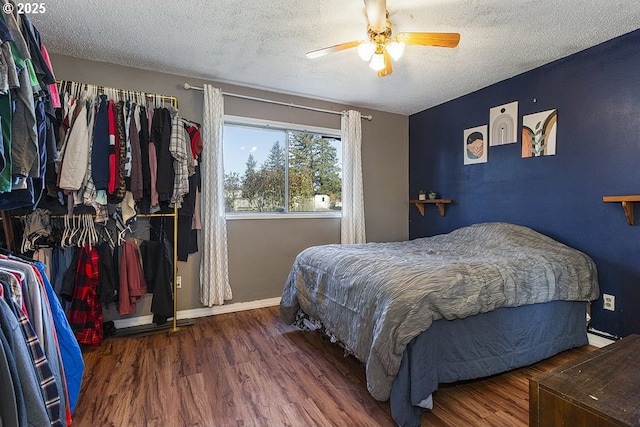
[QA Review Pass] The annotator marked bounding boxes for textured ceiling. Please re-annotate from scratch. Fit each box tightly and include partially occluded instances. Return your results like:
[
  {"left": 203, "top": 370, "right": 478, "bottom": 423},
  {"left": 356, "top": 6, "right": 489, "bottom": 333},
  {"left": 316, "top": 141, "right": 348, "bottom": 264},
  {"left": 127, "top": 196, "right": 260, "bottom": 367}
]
[{"left": 31, "top": 0, "right": 640, "bottom": 115}]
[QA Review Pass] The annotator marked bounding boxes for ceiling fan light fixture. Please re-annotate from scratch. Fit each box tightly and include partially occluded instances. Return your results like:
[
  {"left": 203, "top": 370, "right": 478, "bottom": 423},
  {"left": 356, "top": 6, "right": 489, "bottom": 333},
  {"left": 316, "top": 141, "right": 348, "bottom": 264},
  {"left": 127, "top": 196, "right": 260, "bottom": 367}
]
[
  {"left": 357, "top": 41, "right": 376, "bottom": 61},
  {"left": 369, "top": 52, "right": 385, "bottom": 71},
  {"left": 386, "top": 40, "right": 405, "bottom": 61}
]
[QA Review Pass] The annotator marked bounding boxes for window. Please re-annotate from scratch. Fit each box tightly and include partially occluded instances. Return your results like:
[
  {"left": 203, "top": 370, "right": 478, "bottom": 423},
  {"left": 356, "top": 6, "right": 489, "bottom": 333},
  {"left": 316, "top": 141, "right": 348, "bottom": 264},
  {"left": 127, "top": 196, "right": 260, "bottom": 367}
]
[{"left": 223, "top": 118, "right": 342, "bottom": 215}]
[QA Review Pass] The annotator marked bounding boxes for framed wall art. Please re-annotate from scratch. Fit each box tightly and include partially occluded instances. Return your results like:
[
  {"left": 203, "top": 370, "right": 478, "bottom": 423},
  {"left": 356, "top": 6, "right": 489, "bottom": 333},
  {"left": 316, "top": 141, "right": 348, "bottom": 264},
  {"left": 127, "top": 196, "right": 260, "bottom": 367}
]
[
  {"left": 464, "top": 125, "right": 488, "bottom": 165},
  {"left": 522, "top": 109, "right": 557, "bottom": 157}
]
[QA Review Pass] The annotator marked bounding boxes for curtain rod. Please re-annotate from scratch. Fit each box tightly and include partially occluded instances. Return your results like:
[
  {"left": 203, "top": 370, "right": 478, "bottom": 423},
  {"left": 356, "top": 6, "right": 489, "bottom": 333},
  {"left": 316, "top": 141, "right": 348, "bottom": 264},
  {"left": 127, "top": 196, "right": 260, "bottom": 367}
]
[{"left": 182, "top": 83, "right": 372, "bottom": 121}]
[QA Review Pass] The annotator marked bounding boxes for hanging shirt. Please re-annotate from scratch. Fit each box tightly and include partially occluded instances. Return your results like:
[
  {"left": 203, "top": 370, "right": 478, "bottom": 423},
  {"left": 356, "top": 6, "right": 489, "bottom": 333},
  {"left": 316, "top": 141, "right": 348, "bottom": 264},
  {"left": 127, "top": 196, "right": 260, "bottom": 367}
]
[
  {"left": 129, "top": 104, "right": 143, "bottom": 200},
  {"left": 169, "top": 110, "right": 189, "bottom": 208},
  {"left": 123, "top": 102, "right": 132, "bottom": 179},
  {"left": 58, "top": 99, "right": 89, "bottom": 191},
  {"left": 67, "top": 245, "right": 103, "bottom": 347},
  {"left": 0, "top": 297, "right": 51, "bottom": 427},
  {"left": 91, "top": 95, "right": 110, "bottom": 190},
  {"left": 140, "top": 240, "right": 173, "bottom": 325},
  {"left": 114, "top": 101, "right": 127, "bottom": 200},
  {"left": 1, "top": 282, "right": 63, "bottom": 426},
  {"left": 40, "top": 44, "right": 61, "bottom": 109},
  {"left": 3, "top": 5, "right": 39, "bottom": 179},
  {"left": 151, "top": 108, "right": 173, "bottom": 202},
  {"left": 107, "top": 99, "right": 117, "bottom": 195},
  {"left": 118, "top": 240, "right": 147, "bottom": 316},
  {"left": 0, "top": 326, "right": 26, "bottom": 427}
]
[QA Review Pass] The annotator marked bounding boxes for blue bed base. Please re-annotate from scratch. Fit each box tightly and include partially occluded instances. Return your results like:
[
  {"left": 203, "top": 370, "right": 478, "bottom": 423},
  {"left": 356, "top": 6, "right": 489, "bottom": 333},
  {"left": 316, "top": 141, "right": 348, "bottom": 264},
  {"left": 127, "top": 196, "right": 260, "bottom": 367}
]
[{"left": 389, "top": 300, "right": 588, "bottom": 427}]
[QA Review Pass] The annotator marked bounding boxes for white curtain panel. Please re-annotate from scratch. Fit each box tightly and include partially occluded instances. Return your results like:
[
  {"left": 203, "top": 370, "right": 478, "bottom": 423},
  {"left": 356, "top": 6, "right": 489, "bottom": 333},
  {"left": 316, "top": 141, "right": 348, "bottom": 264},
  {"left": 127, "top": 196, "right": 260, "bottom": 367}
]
[
  {"left": 200, "top": 84, "right": 232, "bottom": 306},
  {"left": 340, "top": 110, "right": 366, "bottom": 244}
]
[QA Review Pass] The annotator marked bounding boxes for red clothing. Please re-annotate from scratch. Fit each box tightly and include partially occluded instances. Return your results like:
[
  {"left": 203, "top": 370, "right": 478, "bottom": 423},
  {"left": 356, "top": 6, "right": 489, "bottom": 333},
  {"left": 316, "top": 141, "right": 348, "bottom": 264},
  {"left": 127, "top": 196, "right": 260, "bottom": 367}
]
[
  {"left": 118, "top": 241, "right": 148, "bottom": 315},
  {"left": 41, "top": 44, "right": 61, "bottom": 109},
  {"left": 67, "top": 245, "right": 104, "bottom": 346},
  {"left": 187, "top": 125, "right": 202, "bottom": 158},
  {"left": 108, "top": 100, "right": 117, "bottom": 194}
]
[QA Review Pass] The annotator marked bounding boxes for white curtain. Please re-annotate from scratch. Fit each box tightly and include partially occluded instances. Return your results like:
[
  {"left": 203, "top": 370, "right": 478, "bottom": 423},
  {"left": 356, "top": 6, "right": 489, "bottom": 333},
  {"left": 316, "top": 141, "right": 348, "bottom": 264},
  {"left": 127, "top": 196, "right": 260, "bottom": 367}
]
[
  {"left": 340, "top": 110, "right": 366, "bottom": 244},
  {"left": 199, "top": 84, "right": 232, "bottom": 306}
]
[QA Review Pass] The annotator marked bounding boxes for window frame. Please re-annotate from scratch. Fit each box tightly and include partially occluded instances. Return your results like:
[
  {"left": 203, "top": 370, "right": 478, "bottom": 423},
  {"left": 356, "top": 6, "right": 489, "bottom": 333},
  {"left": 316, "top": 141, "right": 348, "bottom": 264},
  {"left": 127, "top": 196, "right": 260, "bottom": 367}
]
[{"left": 223, "top": 115, "right": 342, "bottom": 220}]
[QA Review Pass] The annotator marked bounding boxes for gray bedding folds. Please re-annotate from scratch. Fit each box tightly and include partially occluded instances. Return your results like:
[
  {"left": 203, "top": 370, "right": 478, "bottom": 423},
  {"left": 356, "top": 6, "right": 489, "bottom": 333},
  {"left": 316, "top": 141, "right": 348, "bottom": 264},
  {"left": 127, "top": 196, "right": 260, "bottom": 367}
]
[{"left": 280, "top": 222, "right": 599, "bottom": 401}]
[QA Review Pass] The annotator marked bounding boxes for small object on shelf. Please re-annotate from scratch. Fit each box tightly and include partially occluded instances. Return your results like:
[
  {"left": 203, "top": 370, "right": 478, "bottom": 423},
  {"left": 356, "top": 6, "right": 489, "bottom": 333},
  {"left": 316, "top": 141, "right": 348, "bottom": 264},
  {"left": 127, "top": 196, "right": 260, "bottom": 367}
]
[
  {"left": 602, "top": 195, "right": 640, "bottom": 225},
  {"left": 418, "top": 189, "right": 426, "bottom": 200},
  {"left": 428, "top": 190, "right": 437, "bottom": 200},
  {"left": 409, "top": 198, "right": 452, "bottom": 217}
]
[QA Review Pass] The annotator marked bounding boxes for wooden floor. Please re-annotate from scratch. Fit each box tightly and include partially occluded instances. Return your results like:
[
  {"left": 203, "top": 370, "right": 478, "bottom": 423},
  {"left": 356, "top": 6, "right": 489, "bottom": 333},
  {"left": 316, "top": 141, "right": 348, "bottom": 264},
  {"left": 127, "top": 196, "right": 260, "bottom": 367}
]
[{"left": 73, "top": 306, "right": 595, "bottom": 427}]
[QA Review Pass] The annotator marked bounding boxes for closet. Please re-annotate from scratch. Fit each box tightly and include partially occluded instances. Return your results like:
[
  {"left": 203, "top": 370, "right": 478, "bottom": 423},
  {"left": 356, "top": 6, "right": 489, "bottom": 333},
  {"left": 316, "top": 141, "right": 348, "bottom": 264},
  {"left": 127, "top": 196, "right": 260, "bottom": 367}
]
[
  {"left": 33, "top": 79, "right": 200, "bottom": 335},
  {"left": 2, "top": 77, "right": 202, "bottom": 336}
]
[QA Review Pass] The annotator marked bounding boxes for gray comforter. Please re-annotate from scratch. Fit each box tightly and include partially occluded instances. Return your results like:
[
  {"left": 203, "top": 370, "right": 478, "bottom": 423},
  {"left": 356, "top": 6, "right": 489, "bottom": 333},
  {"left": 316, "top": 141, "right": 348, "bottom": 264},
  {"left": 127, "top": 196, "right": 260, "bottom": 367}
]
[{"left": 280, "top": 222, "right": 599, "bottom": 401}]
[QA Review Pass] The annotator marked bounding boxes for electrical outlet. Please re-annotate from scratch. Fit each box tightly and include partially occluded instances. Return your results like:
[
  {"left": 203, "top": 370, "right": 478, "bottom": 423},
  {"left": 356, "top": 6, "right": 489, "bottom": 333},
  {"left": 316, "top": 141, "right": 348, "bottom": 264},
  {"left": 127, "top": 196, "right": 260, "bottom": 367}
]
[
  {"left": 176, "top": 276, "right": 182, "bottom": 289},
  {"left": 603, "top": 293, "right": 615, "bottom": 311}
]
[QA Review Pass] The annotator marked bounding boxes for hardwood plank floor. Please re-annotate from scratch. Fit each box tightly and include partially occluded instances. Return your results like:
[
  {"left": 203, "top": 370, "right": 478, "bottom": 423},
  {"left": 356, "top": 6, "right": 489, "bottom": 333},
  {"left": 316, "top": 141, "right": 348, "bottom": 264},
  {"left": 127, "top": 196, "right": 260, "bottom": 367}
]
[{"left": 73, "top": 306, "right": 596, "bottom": 426}]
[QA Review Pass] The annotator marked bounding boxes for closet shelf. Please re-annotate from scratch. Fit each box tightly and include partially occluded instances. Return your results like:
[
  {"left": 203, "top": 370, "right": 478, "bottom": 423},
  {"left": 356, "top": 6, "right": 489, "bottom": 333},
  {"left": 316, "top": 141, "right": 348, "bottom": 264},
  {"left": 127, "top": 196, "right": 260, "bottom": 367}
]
[
  {"left": 410, "top": 199, "right": 452, "bottom": 217},
  {"left": 602, "top": 195, "right": 640, "bottom": 225}
]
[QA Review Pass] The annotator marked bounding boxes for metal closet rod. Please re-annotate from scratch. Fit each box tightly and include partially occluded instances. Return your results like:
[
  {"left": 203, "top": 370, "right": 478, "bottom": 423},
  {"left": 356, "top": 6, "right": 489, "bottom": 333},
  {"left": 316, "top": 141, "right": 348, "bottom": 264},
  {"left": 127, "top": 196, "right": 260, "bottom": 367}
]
[
  {"left": 182, "top": 83, "right": 373, "bottom": 121},
  {"left": 56, "top": 80, "right": 179, "bottom": 108},
  {"left": 7, "top": 212, "right": 177, "bottom": 219}
]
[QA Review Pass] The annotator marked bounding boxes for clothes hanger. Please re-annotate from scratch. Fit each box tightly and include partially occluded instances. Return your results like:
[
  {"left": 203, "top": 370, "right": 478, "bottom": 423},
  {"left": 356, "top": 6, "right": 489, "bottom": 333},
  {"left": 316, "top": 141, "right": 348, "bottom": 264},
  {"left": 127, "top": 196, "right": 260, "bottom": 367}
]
[
  {"left": 97, "top": 223, "right": 116, "bottom": 250},
  {"left": 69, "top": 215, "right": 81, "bottom": 247},
  {"left": 67, "top": 215, "right": 75, "bottom": 247},
  {"left": 88, "top": 215, "right": 98, "bottom": 247},
  {"left": 60, "top": 214, "right": 70, "bottom": 248},
  {"left": 181, "top": 117, "right": 201, "bottom": 128},
  {"left": 118, "top": 224, "right": 139, "bottom": 246},
  {"left": 78, "top": 214, "right": 91, "bottom": 248}
]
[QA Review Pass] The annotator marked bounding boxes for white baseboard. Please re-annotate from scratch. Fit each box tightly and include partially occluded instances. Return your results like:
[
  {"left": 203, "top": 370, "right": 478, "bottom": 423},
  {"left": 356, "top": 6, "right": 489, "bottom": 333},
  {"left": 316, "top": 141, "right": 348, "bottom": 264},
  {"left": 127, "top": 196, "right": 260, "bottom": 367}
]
[
  {"left": 178, "top": 297, "right": 281, "bottom": 318},
  {"left": 112, "top": 297, "right": 281, "bottom": 330},
  {"left": 587, "top": 332, "right": 616, "bottom": 348}
]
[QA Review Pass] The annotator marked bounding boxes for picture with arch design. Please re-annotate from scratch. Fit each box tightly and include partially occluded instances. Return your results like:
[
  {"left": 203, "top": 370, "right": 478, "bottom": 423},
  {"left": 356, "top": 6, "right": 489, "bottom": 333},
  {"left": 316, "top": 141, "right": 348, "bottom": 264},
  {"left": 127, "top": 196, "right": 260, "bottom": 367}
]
[{"left": 489, "top": 101, "right": 518, "bottom": 146}]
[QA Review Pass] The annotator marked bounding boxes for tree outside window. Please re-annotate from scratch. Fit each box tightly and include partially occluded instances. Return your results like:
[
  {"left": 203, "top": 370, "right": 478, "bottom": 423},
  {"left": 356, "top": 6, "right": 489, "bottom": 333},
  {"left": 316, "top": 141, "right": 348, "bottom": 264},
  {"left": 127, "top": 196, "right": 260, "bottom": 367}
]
[{"left": 223, "top": 123, "right": 341, "bottom": 214}]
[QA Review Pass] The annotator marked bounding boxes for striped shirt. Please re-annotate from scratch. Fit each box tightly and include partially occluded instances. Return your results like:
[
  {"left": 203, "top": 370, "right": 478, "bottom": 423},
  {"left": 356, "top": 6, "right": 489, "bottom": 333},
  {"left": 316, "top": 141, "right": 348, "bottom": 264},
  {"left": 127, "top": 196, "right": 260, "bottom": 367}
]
[{"left": 7, "top": 292, "right": 62, "bottom": 426}]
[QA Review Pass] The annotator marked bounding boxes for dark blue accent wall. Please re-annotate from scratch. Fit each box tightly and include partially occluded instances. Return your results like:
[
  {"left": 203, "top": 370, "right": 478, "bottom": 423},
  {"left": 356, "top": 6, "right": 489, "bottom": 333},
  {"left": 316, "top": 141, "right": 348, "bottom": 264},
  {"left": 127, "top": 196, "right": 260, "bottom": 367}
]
[{"left": 409, "top": 29, "right": 640, "bottom": 338}]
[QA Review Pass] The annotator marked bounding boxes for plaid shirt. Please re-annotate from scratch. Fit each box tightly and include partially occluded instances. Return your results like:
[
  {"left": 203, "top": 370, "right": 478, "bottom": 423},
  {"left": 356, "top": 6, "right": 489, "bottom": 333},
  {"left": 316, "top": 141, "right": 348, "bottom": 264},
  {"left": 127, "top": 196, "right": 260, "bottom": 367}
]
[
  {"left": 67, "top": 245, "right": 104, "bottom": 346},
  {"left": 7, "top": 292, "right": 63, "bottom": 427},
  {"left": 170, "top": 112, "right": 190, "bottom": 208}
]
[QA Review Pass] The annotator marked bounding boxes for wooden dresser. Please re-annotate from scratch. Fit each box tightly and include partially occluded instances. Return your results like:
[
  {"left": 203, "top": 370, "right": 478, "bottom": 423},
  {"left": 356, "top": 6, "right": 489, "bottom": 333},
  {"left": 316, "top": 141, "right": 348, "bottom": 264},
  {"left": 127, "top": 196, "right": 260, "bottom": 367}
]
[{"left": 529, "top": 334, "right": 640, "bottom": 427}]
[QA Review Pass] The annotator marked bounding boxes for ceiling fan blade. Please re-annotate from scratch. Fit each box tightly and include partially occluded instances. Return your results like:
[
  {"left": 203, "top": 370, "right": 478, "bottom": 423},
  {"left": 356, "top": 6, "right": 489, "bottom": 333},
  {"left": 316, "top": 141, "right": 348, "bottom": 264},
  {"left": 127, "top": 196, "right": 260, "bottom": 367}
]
[
  {"left": 377, "top": 50, "right": 393, "bottom": 77},
  {"left": 306, "top": 40, "right": 363, "bottom": 59},
  {"left": 364, "top": 0, "right": 387, "bottom": 31},
  {"left": 396, "top": 32, "right": 461, "bottom": 48}
]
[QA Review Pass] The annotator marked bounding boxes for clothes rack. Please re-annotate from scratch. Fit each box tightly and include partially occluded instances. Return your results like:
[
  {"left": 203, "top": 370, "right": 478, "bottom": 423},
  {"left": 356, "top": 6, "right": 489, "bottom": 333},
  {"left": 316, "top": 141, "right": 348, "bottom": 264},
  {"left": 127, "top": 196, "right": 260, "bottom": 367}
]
[
  {"left": 57, "top": 80, "right": 179, "bottom": 108},
  {"left": 141, "top": 206, "right": 182, "bottom": 334},
  {"left": 111, "top": 206, "right": 187, "bottom": 335},
  {"left": 3, "top": 79, "right": 192, "bottom": 336},
  {"left": 4, "top": 206, "right": 187, "bottom": 334},
  {"left": 56, "top": 79, "right": 186, "bottom": 334}
]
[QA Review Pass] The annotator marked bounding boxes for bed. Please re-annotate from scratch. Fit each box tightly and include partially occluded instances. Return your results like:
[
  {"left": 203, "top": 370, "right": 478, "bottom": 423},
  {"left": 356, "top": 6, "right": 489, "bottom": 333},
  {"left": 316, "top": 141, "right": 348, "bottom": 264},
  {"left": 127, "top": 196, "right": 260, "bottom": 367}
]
[{"left": 280, "top": 222, "right": 599, "bottom": 427}]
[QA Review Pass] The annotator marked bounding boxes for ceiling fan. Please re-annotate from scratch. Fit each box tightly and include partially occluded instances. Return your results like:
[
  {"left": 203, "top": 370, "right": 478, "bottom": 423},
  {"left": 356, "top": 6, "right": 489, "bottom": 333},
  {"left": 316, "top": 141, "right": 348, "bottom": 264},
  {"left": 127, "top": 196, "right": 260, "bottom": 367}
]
[{"left": 306, "top": 0, "right": 460, "bottom": 77}]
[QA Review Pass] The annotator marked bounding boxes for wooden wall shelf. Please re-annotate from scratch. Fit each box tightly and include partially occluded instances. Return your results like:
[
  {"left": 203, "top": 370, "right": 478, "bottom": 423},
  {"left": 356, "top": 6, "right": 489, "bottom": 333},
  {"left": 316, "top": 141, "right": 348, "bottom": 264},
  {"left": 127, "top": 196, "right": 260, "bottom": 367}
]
[
  {"left": 410, "top": 199, "right": 452, "bottom": 217},
  {"left": 602, "top": 195, "right": 640, "bottom": 225}
]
